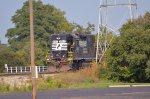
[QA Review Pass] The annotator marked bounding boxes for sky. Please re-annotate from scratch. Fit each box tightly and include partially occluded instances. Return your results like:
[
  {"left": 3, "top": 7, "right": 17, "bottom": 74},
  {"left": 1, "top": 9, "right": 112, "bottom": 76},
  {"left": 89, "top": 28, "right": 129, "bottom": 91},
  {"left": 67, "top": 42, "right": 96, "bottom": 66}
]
[{"left": 0, "top": 0, "right": 150, "bottom": 44}]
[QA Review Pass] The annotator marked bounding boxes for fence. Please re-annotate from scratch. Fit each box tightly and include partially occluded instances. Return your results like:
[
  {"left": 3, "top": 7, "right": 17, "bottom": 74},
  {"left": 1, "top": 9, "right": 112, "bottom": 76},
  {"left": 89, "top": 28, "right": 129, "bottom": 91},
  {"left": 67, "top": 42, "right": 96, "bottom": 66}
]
[{"left": 5, "top": 65, "right": 48, "bottom": 73}]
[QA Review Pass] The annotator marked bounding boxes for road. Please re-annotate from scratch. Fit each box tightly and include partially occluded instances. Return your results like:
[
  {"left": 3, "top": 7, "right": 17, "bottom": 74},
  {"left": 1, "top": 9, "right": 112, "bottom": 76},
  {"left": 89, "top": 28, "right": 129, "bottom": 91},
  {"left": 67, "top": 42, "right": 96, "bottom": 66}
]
[{"left": 0, "top": 87, "right": 150, "bottom": 99}]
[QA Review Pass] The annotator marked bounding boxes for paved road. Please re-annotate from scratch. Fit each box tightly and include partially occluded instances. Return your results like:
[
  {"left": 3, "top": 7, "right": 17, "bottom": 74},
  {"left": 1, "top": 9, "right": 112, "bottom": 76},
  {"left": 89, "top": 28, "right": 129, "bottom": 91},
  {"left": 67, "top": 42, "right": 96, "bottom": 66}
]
[{"left": 0, "top": 87, "right": 150, "bottom": 99}]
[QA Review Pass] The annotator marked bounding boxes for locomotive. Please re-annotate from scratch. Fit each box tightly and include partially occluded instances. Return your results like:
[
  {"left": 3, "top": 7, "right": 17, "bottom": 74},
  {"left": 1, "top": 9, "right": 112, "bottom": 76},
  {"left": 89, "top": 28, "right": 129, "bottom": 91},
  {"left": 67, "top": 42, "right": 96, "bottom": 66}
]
[{"left": 46, "top": 33, "right": 96, "bottom": 72}]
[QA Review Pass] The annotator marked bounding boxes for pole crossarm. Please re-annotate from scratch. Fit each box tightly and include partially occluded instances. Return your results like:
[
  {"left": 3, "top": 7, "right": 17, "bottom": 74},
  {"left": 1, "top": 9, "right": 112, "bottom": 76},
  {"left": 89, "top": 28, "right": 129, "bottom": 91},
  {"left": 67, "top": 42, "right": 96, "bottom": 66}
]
[{"left": 100, "top": 3, "right": 137, "bottom": 8}]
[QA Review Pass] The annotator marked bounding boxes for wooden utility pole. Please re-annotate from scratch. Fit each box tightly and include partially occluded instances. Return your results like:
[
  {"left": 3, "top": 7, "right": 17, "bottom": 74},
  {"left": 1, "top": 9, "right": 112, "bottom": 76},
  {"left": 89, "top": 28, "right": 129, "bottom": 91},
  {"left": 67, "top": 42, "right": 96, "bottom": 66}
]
[{"left": 29, "top": 0, "right": 36, "bottom": 99}]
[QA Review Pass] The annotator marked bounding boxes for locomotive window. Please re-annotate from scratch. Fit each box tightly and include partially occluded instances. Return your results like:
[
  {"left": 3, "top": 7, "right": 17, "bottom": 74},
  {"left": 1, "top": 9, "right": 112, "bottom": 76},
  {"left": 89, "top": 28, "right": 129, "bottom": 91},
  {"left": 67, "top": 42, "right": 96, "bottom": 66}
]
[{"left": 79, "top": 40, "right": 87, "bottom": 47}]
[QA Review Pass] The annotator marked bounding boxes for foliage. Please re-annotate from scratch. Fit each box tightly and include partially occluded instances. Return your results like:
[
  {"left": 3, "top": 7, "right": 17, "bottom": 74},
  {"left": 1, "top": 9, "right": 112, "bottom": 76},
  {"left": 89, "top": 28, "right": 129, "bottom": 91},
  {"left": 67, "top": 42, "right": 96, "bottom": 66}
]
[
  {"left": 0, "top": 49, "right": 28, "bottom": 72},
  {"left": 106, "top": 12, "right": 150, "bottom": 82},
  {"left": 72, "top": 22, "right": 95, "bottom": 33},
  {"left": 5, "top": 1, "right": 73, "bottom": 65},
  {"left": 0, "top": 82, "right": 32, "bottom": 93},
  {"left": 6, "top": 1, "right": 72, "bottom": 44},
  {"left": 0, "top": 83, "right": 10, "bottom": 92}
]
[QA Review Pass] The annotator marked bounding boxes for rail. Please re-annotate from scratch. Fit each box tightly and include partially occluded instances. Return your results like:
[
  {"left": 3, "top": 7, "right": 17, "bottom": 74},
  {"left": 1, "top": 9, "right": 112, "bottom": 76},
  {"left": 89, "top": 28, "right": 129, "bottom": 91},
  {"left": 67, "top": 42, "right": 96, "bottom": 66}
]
[{"left": 5, "top": 65, "right": 48, "bottom": 73}]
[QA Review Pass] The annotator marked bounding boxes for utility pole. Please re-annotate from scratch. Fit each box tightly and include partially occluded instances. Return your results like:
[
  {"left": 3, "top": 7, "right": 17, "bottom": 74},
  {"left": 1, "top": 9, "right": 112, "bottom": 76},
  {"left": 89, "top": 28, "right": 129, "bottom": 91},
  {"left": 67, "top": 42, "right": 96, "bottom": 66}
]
[{"left": 29, "top": 0, "right": 36, "bottom": 99}]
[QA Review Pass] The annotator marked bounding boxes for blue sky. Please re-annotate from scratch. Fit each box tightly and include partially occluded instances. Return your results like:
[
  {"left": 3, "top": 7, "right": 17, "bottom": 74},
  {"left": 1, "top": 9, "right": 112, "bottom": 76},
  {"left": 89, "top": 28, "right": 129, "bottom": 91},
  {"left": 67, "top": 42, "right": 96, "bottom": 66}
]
[{"left": 0, "top": 0, "right": 150, "bottom": 44}]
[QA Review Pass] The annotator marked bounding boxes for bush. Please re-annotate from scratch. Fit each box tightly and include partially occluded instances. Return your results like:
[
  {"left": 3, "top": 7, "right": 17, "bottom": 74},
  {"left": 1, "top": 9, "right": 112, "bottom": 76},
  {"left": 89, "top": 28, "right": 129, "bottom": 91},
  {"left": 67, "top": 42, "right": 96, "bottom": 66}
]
[
  {"left": 0, "top": 83, "right": 10, "bottom": 92},
  {"left": 106, "top": 12, "right": 150, "bottom": 82}
]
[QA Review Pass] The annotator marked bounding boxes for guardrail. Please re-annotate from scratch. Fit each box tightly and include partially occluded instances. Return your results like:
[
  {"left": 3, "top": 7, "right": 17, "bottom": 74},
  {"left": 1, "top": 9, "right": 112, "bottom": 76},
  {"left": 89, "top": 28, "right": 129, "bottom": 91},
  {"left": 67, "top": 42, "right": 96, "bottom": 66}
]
[{"left": 5, "top": 65, "right": 48, "bottom": 73}]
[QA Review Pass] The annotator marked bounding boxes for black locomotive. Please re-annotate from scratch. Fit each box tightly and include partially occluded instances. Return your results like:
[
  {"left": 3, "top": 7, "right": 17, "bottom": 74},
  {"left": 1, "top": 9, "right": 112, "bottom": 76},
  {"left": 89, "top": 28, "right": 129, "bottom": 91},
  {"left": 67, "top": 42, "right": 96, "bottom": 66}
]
[{"left": 46, "top": 33, "right": 96, "bottom": 71}]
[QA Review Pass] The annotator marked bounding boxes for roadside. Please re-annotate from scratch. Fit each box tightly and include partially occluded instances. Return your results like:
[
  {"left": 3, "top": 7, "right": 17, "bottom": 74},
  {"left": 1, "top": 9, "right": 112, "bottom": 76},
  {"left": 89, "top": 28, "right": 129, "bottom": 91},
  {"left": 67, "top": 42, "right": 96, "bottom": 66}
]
[
  {"left": 1, "top": 63, "right": 150, "bottom": 93},
  {"left": 1, "top": 70, "right": 150, "bottom": 93},
  {"left": 1, "top": 87, "right": 150, "bottom": 99}
]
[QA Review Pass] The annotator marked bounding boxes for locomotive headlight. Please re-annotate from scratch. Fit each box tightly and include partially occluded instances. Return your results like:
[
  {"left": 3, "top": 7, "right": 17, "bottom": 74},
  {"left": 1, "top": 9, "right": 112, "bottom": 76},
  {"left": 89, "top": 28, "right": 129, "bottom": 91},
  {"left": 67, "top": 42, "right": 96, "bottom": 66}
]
[{"left": 47, "top": 59, "right": 50, "bottom": 61}]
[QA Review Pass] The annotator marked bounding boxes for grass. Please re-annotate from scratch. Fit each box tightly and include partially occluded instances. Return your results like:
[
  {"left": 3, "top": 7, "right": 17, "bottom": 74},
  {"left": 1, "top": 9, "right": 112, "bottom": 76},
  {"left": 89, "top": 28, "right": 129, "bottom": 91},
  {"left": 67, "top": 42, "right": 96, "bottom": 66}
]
[
  {"left": 0, "top": 82, "right": 32, "bottom": 93},
  {"left": 1, "top": 63, "right": 150, "bottom": 93}
]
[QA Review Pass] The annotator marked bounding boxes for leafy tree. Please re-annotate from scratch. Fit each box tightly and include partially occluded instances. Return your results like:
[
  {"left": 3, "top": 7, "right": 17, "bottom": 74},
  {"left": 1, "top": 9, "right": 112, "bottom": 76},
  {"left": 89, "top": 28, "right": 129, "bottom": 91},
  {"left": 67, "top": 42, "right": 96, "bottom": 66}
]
[
  {"left": 0, "top": 49, "right": 27, "bottom": 72},
  {"left": 72, "top": 22, "right": 95, "bottom": 33},
  {"left": 106, "top": 12, "right": 150, "bottom": 82},
  {"left": 5, "top": 1, "right": 73, "bottom": 65},
  {"left": 6, "top": 1, "right": 72, "bottom": 44}
]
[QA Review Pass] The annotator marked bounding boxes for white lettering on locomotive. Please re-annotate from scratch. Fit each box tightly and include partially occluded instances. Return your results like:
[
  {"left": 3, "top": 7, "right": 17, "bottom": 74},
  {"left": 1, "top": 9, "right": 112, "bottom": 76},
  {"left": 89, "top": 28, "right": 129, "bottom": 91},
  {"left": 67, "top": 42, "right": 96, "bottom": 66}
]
[{"left": 52, "top": 40, "right": 67, "bottom": 51}]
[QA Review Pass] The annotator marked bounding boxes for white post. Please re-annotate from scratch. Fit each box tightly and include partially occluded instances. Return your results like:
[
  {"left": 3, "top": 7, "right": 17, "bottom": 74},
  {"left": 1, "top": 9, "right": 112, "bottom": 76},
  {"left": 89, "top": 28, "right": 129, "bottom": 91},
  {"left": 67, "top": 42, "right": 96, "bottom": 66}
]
[
  {"left": 20, "top": 67, "right": 22, "bottom": 73},
  {"left": 25, "top": 67, "right": 26, "bottom": 72},
  {"left": 16, "top": 67, "right": 17, "bottom": 73},
  {"left": 5, "top": 64, "right": 8, "bottom": 73},
  {"left": 43, "top": 66, "right": 44, "bottom": 72},
  {"left": 11, "top": 67, "right": 12, "bottom": 73},
  {"left": 35, "top": 66, "right": 38, "bottom": 78}
]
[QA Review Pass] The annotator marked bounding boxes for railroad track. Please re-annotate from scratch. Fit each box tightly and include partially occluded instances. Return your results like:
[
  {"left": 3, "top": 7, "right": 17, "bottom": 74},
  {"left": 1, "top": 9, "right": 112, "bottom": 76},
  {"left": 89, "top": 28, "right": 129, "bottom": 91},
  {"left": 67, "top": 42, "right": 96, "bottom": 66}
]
[
  {"left": 0, "top": 69, "right": 73, "bottom": 76},
  {"left": 0, "top": 71, "right": 60, "bottom": 76}
]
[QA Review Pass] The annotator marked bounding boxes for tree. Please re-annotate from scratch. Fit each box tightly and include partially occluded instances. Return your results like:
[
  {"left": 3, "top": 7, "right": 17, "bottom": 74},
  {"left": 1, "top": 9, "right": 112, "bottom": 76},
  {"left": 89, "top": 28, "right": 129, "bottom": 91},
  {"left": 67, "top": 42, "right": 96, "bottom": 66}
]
[
  {"left": 6, "top": 1, "right": 72, "bottom": 44},
  {"left": 72, "top": 22, "right": 95, "bottom": 33},
  {"left": 106, "top": 12, "right": 150, "bottom": 82},
  {"left": 5, "top": 1, "right": 73, "bottom": 65},
  {"left": 0, "top": 49, "right": 28, "bottom": 72}
]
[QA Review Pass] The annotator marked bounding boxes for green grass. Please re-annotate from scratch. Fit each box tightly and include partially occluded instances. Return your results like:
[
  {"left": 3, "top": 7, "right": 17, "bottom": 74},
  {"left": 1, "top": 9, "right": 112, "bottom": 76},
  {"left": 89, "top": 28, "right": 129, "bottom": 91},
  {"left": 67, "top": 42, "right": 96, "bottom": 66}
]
[
  {"left": 1, "top": 78, "right": 150, "bottom": 93},
  {"left": 1, "top": 71, "right": 150, "bottom": 93},
  {"left": 0, "top": 82, "right": 32, "bottom": 93}
]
